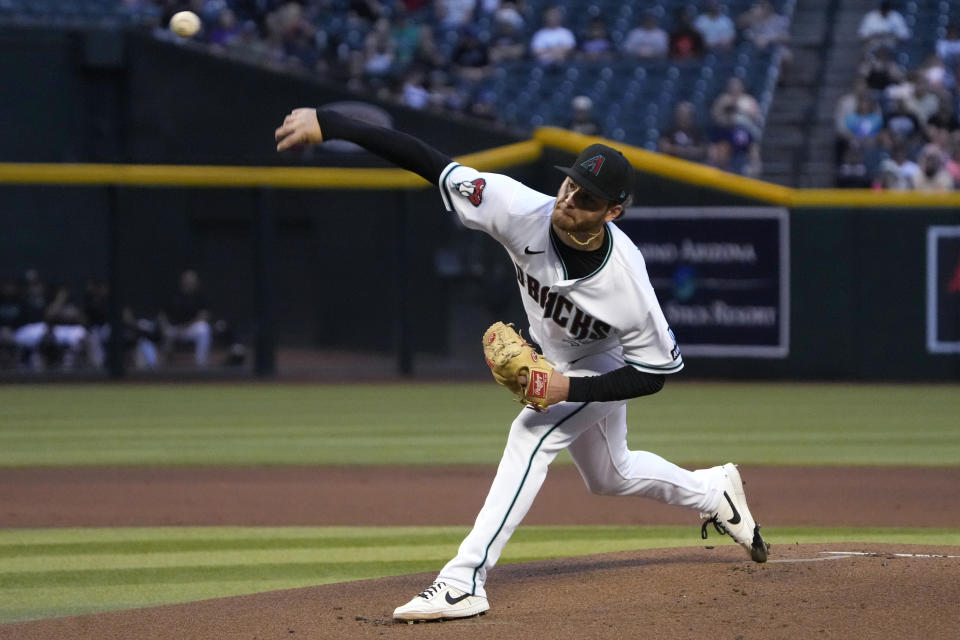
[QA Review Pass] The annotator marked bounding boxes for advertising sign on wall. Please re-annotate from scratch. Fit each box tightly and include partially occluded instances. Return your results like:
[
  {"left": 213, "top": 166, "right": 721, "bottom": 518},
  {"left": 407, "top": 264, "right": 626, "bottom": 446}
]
[
  {"left": 618, "top": 208, "right": 790, "bottom": 357},
  {"left": 926, "top": 226, "right": 960, "bottom": 354}
]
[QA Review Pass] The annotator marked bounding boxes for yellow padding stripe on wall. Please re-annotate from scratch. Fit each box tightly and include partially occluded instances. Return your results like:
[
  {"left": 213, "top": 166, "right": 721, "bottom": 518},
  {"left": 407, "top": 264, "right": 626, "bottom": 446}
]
[
  {"left": 536, "top": 127, "right": 960, "bottom": 208},
  {"left": 0, "top": 140, "right": 542, "bottom": 190},
  {"left": 2, "top": 132, "right": 959, "bottom": 207}
]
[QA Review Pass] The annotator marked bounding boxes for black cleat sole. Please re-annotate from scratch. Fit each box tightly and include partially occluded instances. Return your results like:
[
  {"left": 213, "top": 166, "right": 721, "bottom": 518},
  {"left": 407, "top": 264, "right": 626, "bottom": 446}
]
[{"left": 750, "top": 525, "right": 770, "bottom": 563}]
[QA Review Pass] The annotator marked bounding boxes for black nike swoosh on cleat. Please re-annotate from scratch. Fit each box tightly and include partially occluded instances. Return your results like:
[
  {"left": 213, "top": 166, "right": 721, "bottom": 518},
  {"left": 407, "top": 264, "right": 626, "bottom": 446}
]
[
  {"left": 723, "top": 491, "right": 742, "bottom": 525},
  {"left": 524, "top": 246, "right": 545, "bottom": 255},
  {"left": 445, "top": 592, "right": 472, "bottom": 605}
]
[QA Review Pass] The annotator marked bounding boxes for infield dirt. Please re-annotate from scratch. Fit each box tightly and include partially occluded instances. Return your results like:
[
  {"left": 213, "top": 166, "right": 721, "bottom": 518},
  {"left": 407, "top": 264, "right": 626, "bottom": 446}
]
[{"left": 1, "top": 466, "right": 958, "bottom": 639}]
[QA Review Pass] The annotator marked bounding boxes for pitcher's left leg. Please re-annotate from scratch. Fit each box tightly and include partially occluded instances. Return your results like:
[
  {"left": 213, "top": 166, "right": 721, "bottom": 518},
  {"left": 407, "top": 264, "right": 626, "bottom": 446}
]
[{"left": 566, "top": 404, "right": 724, "bottom": 514}]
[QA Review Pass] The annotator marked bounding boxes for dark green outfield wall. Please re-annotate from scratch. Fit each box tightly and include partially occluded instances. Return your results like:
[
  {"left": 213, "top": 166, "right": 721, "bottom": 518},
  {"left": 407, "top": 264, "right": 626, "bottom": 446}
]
[
  {"left": 686, "top": 207, "right": 960, "bottom": 380},
  {"left": 1, "top": 26, "right": 958, "bottom": 379}
]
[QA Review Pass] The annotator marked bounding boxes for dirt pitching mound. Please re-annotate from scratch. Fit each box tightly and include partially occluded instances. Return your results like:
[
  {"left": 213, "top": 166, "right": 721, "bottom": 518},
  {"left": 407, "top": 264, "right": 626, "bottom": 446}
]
[{"left": 3, "top": 543, "right": 958, "bottom": 640}]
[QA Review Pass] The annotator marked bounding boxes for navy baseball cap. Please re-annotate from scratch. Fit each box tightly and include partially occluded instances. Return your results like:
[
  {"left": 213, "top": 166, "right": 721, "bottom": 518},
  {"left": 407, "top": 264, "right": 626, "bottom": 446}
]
[{"left": 555, "top": 143, "right": 633, "bottom": 204}]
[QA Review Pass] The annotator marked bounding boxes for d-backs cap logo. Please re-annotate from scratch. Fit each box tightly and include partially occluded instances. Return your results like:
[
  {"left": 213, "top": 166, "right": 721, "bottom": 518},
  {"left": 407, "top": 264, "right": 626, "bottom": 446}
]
[
  {"left": 456, "top": 178, "right": 486, "bottom": 207},
  {"left": 579, "top": 155, "right": 605, "bottom": 176}
]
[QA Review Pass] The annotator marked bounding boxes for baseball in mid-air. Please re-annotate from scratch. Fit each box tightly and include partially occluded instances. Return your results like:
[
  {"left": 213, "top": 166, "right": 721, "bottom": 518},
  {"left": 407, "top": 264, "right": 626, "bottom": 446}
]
[{"left": 169, "top": 11, "right": 201, "bottom": 38}]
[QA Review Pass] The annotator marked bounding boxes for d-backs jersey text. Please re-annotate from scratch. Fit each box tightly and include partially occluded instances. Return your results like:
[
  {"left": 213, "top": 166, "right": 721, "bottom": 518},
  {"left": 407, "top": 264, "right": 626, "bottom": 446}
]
[{"left": 438, "top": 162, "right": 683, "bottom": 375}]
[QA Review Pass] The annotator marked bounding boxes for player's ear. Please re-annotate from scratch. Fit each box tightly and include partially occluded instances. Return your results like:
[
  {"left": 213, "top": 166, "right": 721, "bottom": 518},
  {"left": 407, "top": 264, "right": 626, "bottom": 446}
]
[{"left": 604, "top": 204, "right": 622, "bottom": 222}]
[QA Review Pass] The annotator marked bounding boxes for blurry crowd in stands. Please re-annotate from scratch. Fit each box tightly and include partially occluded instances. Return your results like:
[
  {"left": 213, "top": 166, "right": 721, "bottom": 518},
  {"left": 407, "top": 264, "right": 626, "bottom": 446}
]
[
  {"left": 0, "top": 268, "right": 245, "bottom": 373},
  {"left": 835, "top": 1, "right": 960, "bottom": 190},
  {"left": 127, "top": 0, "right": 790, "bottom": 176}
]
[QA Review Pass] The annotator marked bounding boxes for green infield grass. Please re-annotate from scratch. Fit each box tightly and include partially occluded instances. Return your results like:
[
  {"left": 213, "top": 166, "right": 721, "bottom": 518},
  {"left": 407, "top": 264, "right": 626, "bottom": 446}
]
[
  {"left": 1, "top": 525, "right": 958, "bottom": 623},
  {"left": 1, "top": 382, "right": 958, "bottom": 466}
]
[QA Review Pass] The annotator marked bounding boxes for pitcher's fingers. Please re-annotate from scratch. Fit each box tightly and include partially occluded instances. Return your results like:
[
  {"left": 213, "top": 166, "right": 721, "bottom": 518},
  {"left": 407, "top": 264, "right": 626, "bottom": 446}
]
[{"left": 276, "top": 131, "right": 301, "bottom": 151}]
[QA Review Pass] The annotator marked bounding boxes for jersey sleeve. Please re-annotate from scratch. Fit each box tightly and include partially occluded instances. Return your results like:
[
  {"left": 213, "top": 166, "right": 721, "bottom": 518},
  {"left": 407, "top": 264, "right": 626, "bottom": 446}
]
[
  {"left": 616, "top": 266, "right": 684, "bottom": 375},
  {"left": 437, "top": 162, "right": 552, "bottom": 244}
]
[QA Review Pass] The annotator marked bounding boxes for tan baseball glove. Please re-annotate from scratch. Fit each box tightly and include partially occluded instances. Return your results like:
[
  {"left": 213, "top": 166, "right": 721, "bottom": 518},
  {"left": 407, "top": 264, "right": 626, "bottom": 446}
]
[{"left": 482, "top": 321, "right": 556, "bottom": 411}]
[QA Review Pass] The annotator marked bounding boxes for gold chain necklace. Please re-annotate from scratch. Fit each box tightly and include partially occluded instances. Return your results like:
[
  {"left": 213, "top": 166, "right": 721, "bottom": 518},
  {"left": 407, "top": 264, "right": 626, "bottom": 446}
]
[{"left": 566, "top": 229, "right": 603, "bottom": 247}]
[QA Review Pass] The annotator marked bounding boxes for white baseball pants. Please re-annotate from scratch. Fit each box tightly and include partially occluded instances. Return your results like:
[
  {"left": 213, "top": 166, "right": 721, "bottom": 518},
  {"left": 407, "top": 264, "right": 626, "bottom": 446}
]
[{"left": 437, "top": 351, "right": 726, "bottom": 598}]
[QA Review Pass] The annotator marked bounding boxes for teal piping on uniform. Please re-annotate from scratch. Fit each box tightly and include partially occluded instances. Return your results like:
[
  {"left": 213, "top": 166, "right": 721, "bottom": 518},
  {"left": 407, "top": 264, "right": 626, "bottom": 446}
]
[
  {"left": 624, "top": 358, "right": 685, "bottom": 372},
  {"left": 547, "top": 222, "right": 614, "bottom": 285},
  {"left": 438, "top": 162, "right": 461, "bottom": 211},
  {"left": 574, "top": 222, "right": 614, "bottom": 284},
  {"left": 471, "top": 402, "right": 591, "bottom": 595},
  {"left": 548, "top": 228, "right": 569, "bottom": 280}
]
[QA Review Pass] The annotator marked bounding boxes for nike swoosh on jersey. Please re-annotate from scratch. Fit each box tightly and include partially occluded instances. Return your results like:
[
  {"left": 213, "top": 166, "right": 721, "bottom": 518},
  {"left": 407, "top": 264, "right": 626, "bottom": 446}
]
[{"left": 524, "top": 246, "right": 545, "bottom": 255}]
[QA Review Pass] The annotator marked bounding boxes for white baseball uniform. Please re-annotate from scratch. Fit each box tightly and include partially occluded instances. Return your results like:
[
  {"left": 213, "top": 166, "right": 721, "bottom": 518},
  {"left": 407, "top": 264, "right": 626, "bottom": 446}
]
[{"left": 434, "top": 163, "right": 728, "bottom": 597}]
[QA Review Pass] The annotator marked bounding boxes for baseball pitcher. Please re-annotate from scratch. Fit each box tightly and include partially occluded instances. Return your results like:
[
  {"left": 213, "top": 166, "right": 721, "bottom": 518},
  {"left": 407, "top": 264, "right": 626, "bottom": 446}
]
[{"left": 275, "top": 107, "right": 769, "bottom": 622}]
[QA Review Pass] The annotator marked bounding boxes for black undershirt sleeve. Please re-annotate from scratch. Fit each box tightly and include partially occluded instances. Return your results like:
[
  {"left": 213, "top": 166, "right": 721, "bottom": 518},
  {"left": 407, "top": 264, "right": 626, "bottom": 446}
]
[
  {"left": 315, "top": 109, "right": 453, "bottom": 185},
  {"left": 316, "top": 109, "right": 664, "bottom": 403},
  {"left": 567, "top": 366, "right": 666, "bottom": 402}
]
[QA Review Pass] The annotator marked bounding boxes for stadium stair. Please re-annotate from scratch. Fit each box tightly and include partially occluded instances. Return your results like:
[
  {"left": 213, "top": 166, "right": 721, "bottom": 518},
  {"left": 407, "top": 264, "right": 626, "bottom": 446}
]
[{"left": 759, "top": 0, "right": 836, "bottom": 186}]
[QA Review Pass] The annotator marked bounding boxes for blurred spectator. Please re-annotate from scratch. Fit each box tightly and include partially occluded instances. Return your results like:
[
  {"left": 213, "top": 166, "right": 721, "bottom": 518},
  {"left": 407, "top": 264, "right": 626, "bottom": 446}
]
[
  {"left": 708, "top": 78, "right": 762, "bottom": 175},
  {"left": 878, "top": 96, "right": 925, "bottom": 153},
  {"left": 391, "top": 13, "right": 421, "bottom": 68},
  {"left": 694, "top": 1, "right": 736, "bottom": 52},
  {"left": 401, "top": 69, "right": 431, "bottom": 109},
  {"left": 488, "top": 19, "right": 526, "bottom": 63},
  {"left": 435, "top": 0, "right": 477, "bottom": 29},
  {"left": 567, "top": 95, "right": 600, "bottom": 136},
  {"left": 935, "top": 25, "right": 960, "bottom": 66},
  {"left": 493, "top": 0, "right": 526, "bottom": 32},
  {"left": 451, "top": 27, "right": 492, "bottom": 81},
  {"left": 918, "top": 54, "right": 955, "bottom": 93},
  {"left": 659, "top": 101, "right": 708, "bottom": 162},
  {"left": 858, "top": 47, "right": 905, "bottom": 92},
  {"left": 529, "top": 6, "right": 576, "bottom": 65},
  {"left": 835, "top": 79, "right": 871, "bottom": 156},
  {"left": 737, "top": 0, "right": 790, "bottom": 52},
  {"left": 158, "top": 269, "right": 212, "bottom": 368},
  {"left": 885, "top": 144, "right": 921, "bottom": 188},
  {"left": 857, "top": 1, "right": 910, "bottom": 53},
  {"left": 946, "top": 140, "right": 960, "bottom": 185},
  {"left": 468, "top": 89, "right": 499, "bottom": 121},
  {"left": 913, "top": 144, "right": 955, "bottom": 191},
  {"left": 874, "top": 158, "right": 908, "bottom": 190},
  {"left": 836, "top": 144, "right": 872, "bottom": 188},
  {"left": 622, "top": 12, "right": 668, "bottom": 60},
  {"left": 842, "top": 94, "right": 884, "bottom": 144},
  {"left": 710, "top": 77, "right": 762, "bottom": 139},
  {"left": 208, "top": 7, "right": 241, "bottom": 47},
  {"left": 12, "top": 275, "right": 89, "bottom": 371},
  {"left": 579, "top": 17, "right": 615, "bottom": 62},
  {"left": 411, "top": 25, "right": 447, "bottom": 69},
  {"left": 362, "top": 19, "right": 397, "bottom": 77},
  {"left": 927, "top": 100, "right": 960, "bottom": 139},
  {"left": 79, "top": 280, "right": 160, "bottom": 371},
  {"left": 902, "top": 76, "right": 942, "bottom": 124},
  {"left": 83, "top": 279, "right": 110, "bottom": 370},
  {"left": 350, "top": 0, "right": 386, "bottom": 23},
  {"left": 669, "top": 7, "right": 705, "bottom": 60}
]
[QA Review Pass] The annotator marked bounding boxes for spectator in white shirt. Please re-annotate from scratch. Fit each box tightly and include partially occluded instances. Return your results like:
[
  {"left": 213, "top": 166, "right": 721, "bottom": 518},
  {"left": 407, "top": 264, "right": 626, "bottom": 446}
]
[
  {"left": 530, "top": 6, "right": 576, "bottom": 65},
  {"left": 694, "top": 1, "right": 736, "bottom": 51},
  {"left": 858, "top": 1, "right": 910, "bottom": 52},
  {"left": 622, "top": 12, "right": 668, "bottom": 59}
]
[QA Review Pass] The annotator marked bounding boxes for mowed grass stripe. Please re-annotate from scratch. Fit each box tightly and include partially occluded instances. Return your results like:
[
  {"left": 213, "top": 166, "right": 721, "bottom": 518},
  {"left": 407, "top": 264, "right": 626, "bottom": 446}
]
[
  {"left": 1, "top": 383, "right": 958, "bottom": 466},
  {"left": 0, "top": 524, "right": 684, "bottom": 558},
  {"left": 0, "top": 526, "right": 957, "bottom": 624}
]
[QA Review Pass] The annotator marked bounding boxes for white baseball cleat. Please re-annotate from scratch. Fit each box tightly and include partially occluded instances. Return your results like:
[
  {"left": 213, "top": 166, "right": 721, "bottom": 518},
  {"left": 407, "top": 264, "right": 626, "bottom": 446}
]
[
  {"left": 701, "top": 463, "right": 770, "bottom": 563},
  {"left": 392, "top": 581, "right": 490, "bottom": 622}
]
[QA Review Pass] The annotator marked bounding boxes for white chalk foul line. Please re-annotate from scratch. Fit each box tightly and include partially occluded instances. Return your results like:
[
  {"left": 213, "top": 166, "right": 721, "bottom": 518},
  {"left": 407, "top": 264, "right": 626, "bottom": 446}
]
[
  {"left": 768, "top": 556, "right": 851, "bottom": 563},
  {"left": 819, "top": 551, "right": 960, "bottom": 559}
]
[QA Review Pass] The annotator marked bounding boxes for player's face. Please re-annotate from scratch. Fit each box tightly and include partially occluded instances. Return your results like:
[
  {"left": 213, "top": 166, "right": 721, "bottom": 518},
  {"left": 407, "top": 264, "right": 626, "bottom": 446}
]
[{"left": 552, "top": 178, "right": 621, "bottom": 232}]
